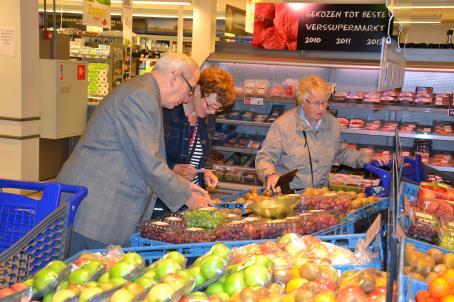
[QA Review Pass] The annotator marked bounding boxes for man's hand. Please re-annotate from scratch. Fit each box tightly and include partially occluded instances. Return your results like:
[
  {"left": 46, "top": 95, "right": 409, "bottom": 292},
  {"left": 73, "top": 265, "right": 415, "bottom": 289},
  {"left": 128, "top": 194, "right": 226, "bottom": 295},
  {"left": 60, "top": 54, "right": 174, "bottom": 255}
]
[
  {"left": 185, "top": 183, "right": 211, "bottom": 209},
  {"left": 371, "top": 155, "right": 390, "bottom": 166},
  {"left": 204, "top": 170, "right": 218, "bottom": 189},
  {"left": 266, "top": 174, "right": 281, "bottom": 193},
  {"left": 173, "top": 164, "right": 197, "bottom": 180}
]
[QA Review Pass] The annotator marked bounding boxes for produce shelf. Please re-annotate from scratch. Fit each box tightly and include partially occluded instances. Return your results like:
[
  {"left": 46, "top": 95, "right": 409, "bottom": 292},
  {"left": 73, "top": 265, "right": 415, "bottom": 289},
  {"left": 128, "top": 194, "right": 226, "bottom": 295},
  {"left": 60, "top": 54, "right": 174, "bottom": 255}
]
[
  {"left": 216, "top": 118, "right": 272, "bottom": 127},
  {"left": 217, "top": 181, "right": 261, "bottom": 191},
  {"left": 212, "top": 146, "right": 258, "bottom": 154},
  {"left": 341, "top": 128, "right": 454, "bottom": 142},
  {"left": 428, "top": 165, "right": 454, "bottom": 173},
  {"left": 213, "top": 163, "right": 256, "bottom": 172},
  {"left": 330, "top": 101, "right": 450, "bottom": 114}
]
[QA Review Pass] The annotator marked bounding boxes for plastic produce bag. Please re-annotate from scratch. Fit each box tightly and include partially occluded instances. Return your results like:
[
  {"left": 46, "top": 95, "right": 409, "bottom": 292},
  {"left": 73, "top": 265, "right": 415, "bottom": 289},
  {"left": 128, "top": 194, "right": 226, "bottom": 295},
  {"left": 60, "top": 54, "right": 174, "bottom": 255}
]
[{"left": 407, "top": 210, "right": 441, "bottom": 245}]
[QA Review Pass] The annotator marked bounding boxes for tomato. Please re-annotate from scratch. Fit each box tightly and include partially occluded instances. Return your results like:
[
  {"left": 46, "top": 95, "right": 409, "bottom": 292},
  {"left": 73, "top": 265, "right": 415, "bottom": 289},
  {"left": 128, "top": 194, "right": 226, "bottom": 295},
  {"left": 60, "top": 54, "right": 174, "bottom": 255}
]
[
  {"left": 429, "top": 277, "right": 450, "bottom": 298},
  {"left": 416, "top": 290, "right": 431, "bottom": 302},
  {"left": 441, "top": 269, "right": 454, "bottom": 291}
]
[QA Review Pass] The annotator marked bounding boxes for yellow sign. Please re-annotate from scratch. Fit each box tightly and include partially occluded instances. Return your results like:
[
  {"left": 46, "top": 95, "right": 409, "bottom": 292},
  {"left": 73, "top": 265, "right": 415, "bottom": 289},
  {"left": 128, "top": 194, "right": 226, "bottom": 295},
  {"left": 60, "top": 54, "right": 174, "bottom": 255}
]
[
  {"left": 245, "top": 0, "right": 255, "bottom": 33},
  {"left": 83, "top": 0, "right": 111, "bottom": 29}
]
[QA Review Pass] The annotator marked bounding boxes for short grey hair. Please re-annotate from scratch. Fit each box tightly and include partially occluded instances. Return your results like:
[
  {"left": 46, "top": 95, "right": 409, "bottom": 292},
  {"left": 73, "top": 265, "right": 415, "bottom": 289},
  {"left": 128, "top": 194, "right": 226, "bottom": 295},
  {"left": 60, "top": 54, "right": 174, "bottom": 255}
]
[{"left": 154, "top": 52, "right": 199, "bottom": 79}]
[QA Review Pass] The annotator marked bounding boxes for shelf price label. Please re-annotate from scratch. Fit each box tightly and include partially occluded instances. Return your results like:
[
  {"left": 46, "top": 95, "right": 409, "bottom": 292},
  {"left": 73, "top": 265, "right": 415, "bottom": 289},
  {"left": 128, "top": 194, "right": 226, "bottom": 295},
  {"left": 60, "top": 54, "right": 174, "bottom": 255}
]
[
  {"left": 244, "top": 96, "right": 264, "bottom": 105},
  {"left": 449, "top": 109, "right": 454, "bottom": 117}
]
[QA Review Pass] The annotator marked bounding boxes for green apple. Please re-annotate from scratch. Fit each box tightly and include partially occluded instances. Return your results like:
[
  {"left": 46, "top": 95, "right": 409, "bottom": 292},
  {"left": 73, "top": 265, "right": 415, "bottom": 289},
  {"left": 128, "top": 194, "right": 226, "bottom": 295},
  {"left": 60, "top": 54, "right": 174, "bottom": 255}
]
[
  {"left": 251, "top": 255, "right": 273, "bottom": 270},
  {"left": 51, "top": 289, "right": 76, "bottom": 302},
  {"left": 98, "top": 272, "right": 110, "bottom": 283},
  {"left": 210, "top": 292, "right": 230, "bottom": 301},
  {"left": 110, "top": 261, "right": 135, "bottom": 278},
  {"left": 68, "top": 268, "right": 92, "bottom": 285},
  {"left": 33, "top": 268, "right": 58, "bottom": 292},
  {"left": 86, "top": 281, "right": 98, "bottom": 287},
  {"left": 42, "top": 291, "right": 55, "bottom": 302},
  {"left": 243, "top": 264, "right": 270, "bottom": 287},
  {"left": 217, "top": 274, "right": 227, "bottom": 284},
  {"left": 23, "top": 279, "right": 34, "bottom": 287},
  {"left": 57, "top": 281, "right": 68, "bottom": 290},
  {"left": 223, "top": 272, "right": 245, "bottom": 296},
  {"left": 188, "top": 265, "right": 206, "bottom": 288},
  {"left": 176, "top": 270, "right": 193, "bottom": 283},
  {"left": 121, "top": 252, "right": 143, "bottom": 266},
  {"left": 200, "top": 255, "right": 226, "bottom": 280},
  {"left": 163, "top": 251, "right": 186, "bottom": 268},
  {"left": 110, "top": 277, "right": 128, "bottom": 287},
  {"left": 142, "top": 270, "right": 157, "bottom": 280},
  {"left": 79, "top": 287, "right": 103, "bottom": 302},
  {"left": 189, "top": 291, "right": 207, "bottom": 299},
  {"left": 155, "top": 259, "right": 181, "bottom": 280},
  {"left": 210, "top": 244, "right": 231, "bottom": 259},
  {"left": 83, "top": 260, "right": 103, "bottom": 274},
  {"left": 136, "top": 277, "right": 156, "bottom": 289},
  {"left": 205, "top": 282, "right": 224, "bottom": 295},
  {"left": 110, "top": 288, "right": 135, "bottom": 302},
  {"left": 146, "top": 283, "right": 175, "bottom": 302},
  {"left": 47, "top": 260, "right": 67, "bottom": 274}
]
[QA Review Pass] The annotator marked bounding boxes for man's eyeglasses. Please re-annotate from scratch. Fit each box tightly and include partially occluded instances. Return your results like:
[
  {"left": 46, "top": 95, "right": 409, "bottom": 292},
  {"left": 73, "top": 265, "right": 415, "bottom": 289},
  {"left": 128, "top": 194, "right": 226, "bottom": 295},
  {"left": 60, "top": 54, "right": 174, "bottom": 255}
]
[
  {"left": 305, "top": 98, "right": 328, "bottom": 107},
  {"left": 180, "top": 73, "right": 195, "bottom": 97}
]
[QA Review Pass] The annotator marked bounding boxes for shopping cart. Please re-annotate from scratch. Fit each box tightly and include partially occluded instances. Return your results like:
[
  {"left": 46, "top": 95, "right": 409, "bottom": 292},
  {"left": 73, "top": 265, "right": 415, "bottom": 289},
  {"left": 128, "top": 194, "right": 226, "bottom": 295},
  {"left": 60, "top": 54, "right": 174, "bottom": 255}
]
[{"left": 0, "top": 179, "right": 87, "bottom": 286}]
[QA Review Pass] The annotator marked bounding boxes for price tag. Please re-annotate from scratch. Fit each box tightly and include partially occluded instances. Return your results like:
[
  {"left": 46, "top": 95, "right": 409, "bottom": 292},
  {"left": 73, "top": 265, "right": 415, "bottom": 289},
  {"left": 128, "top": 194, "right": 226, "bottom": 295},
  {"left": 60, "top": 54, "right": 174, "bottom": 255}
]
[
  {"left": 364, "top": 213, "right": 382, "bottom": 249},
  {"left": 449, "top": 109, "right": 454, "bottom": 117},
  {"left": 404, "top": 197, "right": 416, "bottom": 225},
  {"left": 244, "top": 97, "right": 264, "bottom": 105}
]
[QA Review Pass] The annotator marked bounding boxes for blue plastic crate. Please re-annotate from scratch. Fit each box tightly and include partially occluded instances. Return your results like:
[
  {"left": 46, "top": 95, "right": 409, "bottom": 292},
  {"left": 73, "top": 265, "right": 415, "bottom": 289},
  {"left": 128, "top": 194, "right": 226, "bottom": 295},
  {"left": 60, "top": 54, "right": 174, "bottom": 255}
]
[
  {"left": 0, "top": 179, "right": 87, "bottom": 253},
  {"left": 72, "top": 233, "right": 383, "bottom": 274},
  {"left": 405, "top": 237, "right": 452, "bottom": 254},
  {"left": 347, "top": 198, "right": 388, "bottom": 222},
  {"left": 131, "top": 218, "right": 355, "bottom": 248},
  {"left": 0, "top": 203, "right": 68, "bottom": 287},
  {"left": 399, "top": 181, "right": 419, "bottom": 210},
  {"left": 399, "top": 275, "right": 428, "bottom": 302}
]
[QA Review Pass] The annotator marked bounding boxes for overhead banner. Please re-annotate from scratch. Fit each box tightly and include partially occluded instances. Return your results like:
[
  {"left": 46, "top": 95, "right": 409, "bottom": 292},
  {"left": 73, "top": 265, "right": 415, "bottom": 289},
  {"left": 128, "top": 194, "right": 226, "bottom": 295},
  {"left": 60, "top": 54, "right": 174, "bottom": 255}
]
[
  {"left": 83, "top": 0, "right": 111, "bottom": 29},
  {"left": 225, "top": 4, "right": 246, "bottom": 36},
  {"left": 122, "top": 0, "right": 133, "bottom": 44},
  {"left": 253, "top": 3, "right": 390, "bottom": 52}
]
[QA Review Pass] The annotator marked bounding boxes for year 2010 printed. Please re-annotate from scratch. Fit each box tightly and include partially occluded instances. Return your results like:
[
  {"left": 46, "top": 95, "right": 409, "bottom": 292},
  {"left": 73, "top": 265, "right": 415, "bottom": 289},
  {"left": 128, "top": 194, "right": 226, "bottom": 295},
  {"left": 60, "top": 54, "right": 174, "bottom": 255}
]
[{"left": 305, "top": 37, "right": 322, "bottom": 44}]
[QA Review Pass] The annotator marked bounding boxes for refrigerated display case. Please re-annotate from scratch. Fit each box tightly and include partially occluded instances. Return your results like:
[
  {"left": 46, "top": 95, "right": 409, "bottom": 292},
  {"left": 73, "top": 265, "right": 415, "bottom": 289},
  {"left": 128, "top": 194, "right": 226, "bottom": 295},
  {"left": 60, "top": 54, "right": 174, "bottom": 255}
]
[{"left": 205, "top": 43, "right": 454, "bottom": 192}]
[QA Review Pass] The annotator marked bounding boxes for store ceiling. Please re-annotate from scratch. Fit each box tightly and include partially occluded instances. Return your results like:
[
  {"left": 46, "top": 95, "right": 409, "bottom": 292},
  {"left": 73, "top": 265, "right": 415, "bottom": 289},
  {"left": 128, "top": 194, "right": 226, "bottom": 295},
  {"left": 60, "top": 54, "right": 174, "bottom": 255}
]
[{"left": 38, "top": 0, "right": 454, "bottom": 24}]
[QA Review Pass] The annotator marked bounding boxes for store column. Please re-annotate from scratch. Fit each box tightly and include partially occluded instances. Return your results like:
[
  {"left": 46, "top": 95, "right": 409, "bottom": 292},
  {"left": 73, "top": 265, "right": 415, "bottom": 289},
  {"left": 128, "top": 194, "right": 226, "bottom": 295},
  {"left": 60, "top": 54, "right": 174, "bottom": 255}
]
[
  {"left": 191, "top": 0, "right": 217, "bottom": 65},
  {"left": 0, "top": 0, "right": 39, "bottom": 181}
]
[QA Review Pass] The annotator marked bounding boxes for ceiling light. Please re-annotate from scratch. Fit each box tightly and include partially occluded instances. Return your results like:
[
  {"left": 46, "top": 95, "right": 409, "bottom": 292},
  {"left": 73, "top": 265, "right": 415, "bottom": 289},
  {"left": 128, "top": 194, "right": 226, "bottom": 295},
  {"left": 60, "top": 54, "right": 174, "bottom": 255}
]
[
  {"left": 397, "top": 15, "right": 442, "bottom": 24},
  {"left": 390, "top": 5, "right": 454, "bottom": 9}
]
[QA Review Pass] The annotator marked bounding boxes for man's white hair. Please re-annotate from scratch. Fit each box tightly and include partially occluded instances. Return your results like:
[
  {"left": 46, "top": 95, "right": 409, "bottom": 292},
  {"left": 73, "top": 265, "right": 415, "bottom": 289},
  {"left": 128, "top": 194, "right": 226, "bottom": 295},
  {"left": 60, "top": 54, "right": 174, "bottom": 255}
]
[{"left": 154, "top": 52, "right": 199, "bottom": 78}]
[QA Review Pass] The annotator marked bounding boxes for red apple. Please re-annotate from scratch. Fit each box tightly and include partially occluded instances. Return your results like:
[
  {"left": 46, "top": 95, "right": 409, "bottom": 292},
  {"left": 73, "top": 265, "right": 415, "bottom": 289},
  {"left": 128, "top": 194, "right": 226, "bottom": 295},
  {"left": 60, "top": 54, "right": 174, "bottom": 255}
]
[
  {"left": 0, "top": 288, "right": 15, "bottom": 299},
  {"left": 367, "top": 286, "right": 386, "bottom": 302},
  {"left": 336, "top": 286, "right": 368, "bottom": 302},
  {"left": 314, "top": 277, "right": 336, "bottom": 292}
]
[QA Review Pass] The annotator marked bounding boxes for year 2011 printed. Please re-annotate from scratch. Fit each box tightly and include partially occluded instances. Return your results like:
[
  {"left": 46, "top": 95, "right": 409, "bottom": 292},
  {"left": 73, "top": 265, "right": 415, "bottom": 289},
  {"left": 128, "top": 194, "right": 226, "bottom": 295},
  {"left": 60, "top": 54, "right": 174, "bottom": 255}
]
[{"left": 336, "top": 38, "right": 352, "bottom": 45}]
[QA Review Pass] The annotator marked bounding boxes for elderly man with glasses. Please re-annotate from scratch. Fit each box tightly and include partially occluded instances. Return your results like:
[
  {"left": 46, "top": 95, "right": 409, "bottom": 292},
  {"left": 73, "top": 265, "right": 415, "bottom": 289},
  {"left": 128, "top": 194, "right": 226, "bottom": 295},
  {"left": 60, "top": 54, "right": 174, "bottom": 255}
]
[
  {"left": 58, "top": 53, "right": 212, "bottom": 255},
  {"left": 150, "top": 67, "right": 235, "bottom": 217},
  {"left": 256, "top": 75, "right": 388, "bottom": 193}
]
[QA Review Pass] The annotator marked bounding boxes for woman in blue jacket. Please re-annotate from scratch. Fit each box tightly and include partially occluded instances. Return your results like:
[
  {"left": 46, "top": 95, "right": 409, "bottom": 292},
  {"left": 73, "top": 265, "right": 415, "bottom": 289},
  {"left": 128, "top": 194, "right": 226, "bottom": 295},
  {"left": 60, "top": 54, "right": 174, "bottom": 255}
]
[{"left": 153, "top": 67, "right": 235, "bottom": 217}]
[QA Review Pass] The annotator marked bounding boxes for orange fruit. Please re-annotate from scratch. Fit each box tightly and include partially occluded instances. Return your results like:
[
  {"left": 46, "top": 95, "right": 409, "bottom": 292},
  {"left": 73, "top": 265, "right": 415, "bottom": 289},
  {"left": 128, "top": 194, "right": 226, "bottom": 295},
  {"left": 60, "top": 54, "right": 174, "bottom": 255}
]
[
  {"left": 416, "top": 290, "right": 431, "bottom": 302},
  {"left": 285, "top": 278, "right": 307, "bottom": 293},
  {"left": 441, "top": 269, "right": 454, "bottom": 290},
  {"left": 441, "top": 295, "right": 454, "bottom": 302},
  {"left": 429, "top": 277, "right": 451, "bottom": 298}
]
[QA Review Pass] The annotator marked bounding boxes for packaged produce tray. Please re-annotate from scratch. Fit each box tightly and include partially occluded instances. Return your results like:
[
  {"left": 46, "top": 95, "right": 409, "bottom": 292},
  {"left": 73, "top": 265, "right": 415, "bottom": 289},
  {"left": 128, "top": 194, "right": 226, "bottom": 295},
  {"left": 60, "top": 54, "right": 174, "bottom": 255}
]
[{"left": 73, "top": 233, "right": 383, "bottom": 274}]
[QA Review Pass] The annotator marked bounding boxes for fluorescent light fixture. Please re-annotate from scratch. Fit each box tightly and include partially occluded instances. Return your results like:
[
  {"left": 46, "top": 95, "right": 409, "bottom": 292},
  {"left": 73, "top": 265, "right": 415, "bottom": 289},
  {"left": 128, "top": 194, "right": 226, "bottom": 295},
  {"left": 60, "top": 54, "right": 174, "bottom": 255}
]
[
  {"left": 38, "top": 8, "right": 227, "bottom": 19},
  {"left": 397, "top": 15, "right": 442, "bottom": 24},
  {"left": 390, "top": 5, "right": 454, "bottom": 9},
  {"left": 64, "top": 0, "right": 192, "bottom": 4}
]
